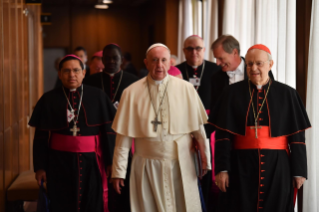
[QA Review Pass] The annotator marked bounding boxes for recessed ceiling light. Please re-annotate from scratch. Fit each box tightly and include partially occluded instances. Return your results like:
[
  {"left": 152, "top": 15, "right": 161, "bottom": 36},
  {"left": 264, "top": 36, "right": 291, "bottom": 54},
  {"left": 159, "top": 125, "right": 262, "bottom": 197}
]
[
  {"left": 95, "top": 4, "right": 109, "bottom": 9},
  {"left": 102, "top": 0, "right": 113, "bottom": 3}
]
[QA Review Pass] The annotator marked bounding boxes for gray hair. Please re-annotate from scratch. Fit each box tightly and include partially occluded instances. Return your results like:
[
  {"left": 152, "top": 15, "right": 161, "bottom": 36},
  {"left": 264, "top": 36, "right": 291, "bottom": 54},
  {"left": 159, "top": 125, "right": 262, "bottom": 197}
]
[
  {"left": 211, "top": 35, "right": 240, "bottom": 55},
  {"left": 171, "top": 55, "right": 178, "bottom": 60}
]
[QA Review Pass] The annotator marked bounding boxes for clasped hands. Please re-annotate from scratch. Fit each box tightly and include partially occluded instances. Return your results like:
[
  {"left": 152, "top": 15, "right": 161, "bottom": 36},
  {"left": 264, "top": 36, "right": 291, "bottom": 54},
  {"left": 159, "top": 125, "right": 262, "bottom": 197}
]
[{"left": 214, "top": 172, "right": 306, "bottom": 192}]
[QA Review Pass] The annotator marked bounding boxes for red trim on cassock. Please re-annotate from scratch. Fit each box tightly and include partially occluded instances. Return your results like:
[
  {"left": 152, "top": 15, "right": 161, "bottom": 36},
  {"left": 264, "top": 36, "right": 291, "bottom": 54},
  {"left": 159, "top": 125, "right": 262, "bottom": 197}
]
[
  {"left": 290, "top": 142, "right": 306, "bottom": 145},
  {"left": 50, "top": 133, "right": 109, "bottom": 212}
]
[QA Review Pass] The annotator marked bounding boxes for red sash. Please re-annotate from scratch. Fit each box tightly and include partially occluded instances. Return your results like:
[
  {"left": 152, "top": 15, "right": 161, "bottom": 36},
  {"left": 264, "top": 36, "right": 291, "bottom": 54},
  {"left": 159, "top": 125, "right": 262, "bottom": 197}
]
[
  {"left": 234, "top": 127, "right": 297, "bottom": 205},
  {"left": 234, "top": 126, "right": 288, "bottom": 152},
  {"left": 50, "top": 133, "right": 109, "bottom": 212}
]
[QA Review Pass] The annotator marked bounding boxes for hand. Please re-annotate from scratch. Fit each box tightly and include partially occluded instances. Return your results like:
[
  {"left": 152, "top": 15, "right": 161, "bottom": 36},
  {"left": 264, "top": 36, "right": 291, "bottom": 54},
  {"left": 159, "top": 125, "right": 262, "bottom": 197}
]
[
  {"left": 106, "top": 165, "right": 112, "bottom": 178},
  {"left": 35, "top": 170, "right": 47, "bottom": 186},
  {"left": 112, "top": 178, "right": 125, "bottom": 194},
  {"left": 293, "top": 177, "right": 306, "bottom": 189},
  {"left": 215, "top": 172, "right": 229, "bottom": 192}
]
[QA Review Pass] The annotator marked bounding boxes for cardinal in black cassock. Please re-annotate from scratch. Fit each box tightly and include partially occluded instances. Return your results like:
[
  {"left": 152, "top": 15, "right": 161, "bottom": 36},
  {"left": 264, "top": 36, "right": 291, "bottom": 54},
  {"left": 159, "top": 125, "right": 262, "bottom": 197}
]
[
  {"left": 29, "top": 55, "right": 116, "bottom": 212},
  {"left": 84, "top": 43, "right": 138, "bottom": 212},
  {"left": 209, "top": 45, "right": 311, "bottom": 212}
]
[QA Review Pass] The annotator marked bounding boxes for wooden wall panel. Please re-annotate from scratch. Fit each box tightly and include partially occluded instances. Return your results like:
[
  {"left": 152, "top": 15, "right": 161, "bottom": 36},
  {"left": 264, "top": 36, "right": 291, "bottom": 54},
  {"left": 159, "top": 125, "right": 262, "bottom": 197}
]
[
  {"left": 0, "top": 133, "right": 3, "bottom": 212},
  {"left": 3, "top": 2, "right": 11, "bottom": 131},
  {"left": 42, "top": 2, "right": 177, "bottom": 71},
  {"left": 0, "top": 1, "right": 41, "bottom": 211},
  {"left": 165, "top": 0, "right": 179, "bottom": 55}
]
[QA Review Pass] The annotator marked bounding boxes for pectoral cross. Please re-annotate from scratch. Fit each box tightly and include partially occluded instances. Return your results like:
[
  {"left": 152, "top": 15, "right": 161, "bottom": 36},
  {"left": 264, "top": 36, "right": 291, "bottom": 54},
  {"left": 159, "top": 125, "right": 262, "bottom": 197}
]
[
  {"left": 151, "top": 116, "right": 162, "bottom": 132},
  {"left": 250, "top": 121, "right": 262, "bottom": 138},
  {"left": 70, "top": 124, "right": 80, "bottom": 136}
]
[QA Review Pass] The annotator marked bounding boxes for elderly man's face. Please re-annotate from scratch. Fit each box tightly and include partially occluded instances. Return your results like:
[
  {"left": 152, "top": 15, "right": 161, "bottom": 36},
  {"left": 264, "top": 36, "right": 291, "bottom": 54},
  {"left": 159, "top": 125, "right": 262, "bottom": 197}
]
[
  {"left": 213, "top": 44, "right": 239, "bottom": 72},
  {"left": 183, "top": 37, "right": 205, "bottom": 66},
  {"left": 144, "top": 46, "right": 170, "bottom": 81},
  {"left": 245, "top": 49, "right": 273, "bottom": 85},
  {"left": 90, "top": 57, "right": 104, "bottom": 75},
  {"left": 170, "top": 57, "right": 177, "bottom": 66},
  {"left": 58, "top": 59, "right": 86, "bottom": 89},
  {"left": 102, "top": 48, "right": 122, "bottom": 74},
  {"left": 74, "top": 50, "right": 87, "bottom": 64}
]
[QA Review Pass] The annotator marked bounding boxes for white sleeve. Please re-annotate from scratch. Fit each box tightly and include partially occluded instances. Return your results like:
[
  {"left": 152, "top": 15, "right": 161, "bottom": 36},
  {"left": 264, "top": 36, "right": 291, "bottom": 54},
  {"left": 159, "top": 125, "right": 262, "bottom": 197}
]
[
  {"left": 199, "top": 124, "right": 212, "bottom": 170},
  {"left": 111, "top": 134, "right": 133, "bottom": 179}
]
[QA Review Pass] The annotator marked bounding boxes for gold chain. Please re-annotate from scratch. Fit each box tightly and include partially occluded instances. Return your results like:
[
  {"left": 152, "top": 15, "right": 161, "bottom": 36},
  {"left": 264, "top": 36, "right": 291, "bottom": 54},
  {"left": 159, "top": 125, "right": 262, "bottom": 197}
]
[{"left": 248, "top": 78, "right": 272, "bottom": 124}]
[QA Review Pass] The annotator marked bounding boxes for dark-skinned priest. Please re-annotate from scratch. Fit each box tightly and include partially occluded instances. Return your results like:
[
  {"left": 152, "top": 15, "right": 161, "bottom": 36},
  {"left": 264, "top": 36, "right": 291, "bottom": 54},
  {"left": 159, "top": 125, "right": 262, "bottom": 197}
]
[
  {"left": 209, "top": 44, "right": 311, "bottom": 212},
  {"left": 29, "top": 54, "right": 116, "bottom": 212},
  {"left": 84, "top": 43, "right": 138, "bottom": 212},
  {"left": 111, "top": 43, "right": 211, "bottom": 212},
  {"left": 84, "top": 43, "right": 138, "bottom": 109}
]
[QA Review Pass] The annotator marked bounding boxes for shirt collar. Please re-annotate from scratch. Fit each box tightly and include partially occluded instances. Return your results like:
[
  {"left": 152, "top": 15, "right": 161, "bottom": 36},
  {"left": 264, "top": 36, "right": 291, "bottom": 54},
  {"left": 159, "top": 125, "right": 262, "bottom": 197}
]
[{"left": 226, "top": 58, "right": 244, "bottom": 77}]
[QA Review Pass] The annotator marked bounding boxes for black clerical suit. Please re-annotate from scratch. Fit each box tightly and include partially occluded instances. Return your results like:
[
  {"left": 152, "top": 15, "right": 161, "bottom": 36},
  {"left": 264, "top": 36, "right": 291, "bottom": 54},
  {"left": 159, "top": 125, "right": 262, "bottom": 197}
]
[
  {"left": 209, "top": 79, "right": 310, "bottom": 212},
  {"left": 84, "top": 70, "right": 138, "bottom": 212},
  {"left": 29, "top": 85, "right": 116, "bottom": 212}
]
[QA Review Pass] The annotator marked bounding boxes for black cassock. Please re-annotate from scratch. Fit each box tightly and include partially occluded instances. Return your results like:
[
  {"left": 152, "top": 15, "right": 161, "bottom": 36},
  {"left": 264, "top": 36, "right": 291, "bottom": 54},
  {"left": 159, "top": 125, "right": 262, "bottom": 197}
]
[
  {"left": 176, "top": 60, "right": 220, "bottom": 110},
  {"left": 204, "top": 59, "right": 275, "bottom": 212},
  {"left": 84, "top": 70, "right": 139, "bottom": 103},
  {"left": 209, "top": 79, "right": 311, "bottom": 212},
  {"left": 84, "top": 70, "right": 138, "bottom": 212},
  {"left": 29, "top": 85, "right": 116, "bottom": 212}
]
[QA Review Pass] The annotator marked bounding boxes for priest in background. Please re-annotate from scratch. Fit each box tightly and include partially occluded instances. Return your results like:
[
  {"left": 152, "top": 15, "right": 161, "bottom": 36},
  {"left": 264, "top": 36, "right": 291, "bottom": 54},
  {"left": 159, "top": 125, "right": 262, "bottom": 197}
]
[
  {"left": 209, "top": 44, "right": 311, "bottom": 212},
  {"left": 84, "top": 43, "right": 138, "bottom": 212},
  {"left": 29, "top": 55, "right": 116, "bottom": 212},
  {"left": 84, "top": 44, "right": 138, "bottom": 109},
  {"left": 74, "top": 46, "right": 90, "bottom": 77},
  {"left": 111, "top": 43, "right": 211, "bottom": 212},
  {"left": 176, "top": 35, "right": 220, "bottom": 109},
  {"left": 89, "top": 50, "right": 104, "bottom": 75}
]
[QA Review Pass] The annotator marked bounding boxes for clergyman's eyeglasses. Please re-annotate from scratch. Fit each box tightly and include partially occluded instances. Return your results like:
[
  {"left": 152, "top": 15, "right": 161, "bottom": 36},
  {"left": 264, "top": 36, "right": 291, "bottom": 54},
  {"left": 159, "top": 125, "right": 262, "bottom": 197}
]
[
  {"left": 185, "top": 46, "right": 203, "bottom": 52},
  {"left": 246, "top": 61, "right": 269, "bottom": 68}
]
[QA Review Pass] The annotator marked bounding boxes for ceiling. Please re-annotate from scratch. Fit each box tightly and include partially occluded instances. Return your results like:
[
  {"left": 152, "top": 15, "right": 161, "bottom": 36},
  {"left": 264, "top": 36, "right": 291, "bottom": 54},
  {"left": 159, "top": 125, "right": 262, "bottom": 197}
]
[{"left": 42, "top": 0, "right": 150, "bottom": 7}]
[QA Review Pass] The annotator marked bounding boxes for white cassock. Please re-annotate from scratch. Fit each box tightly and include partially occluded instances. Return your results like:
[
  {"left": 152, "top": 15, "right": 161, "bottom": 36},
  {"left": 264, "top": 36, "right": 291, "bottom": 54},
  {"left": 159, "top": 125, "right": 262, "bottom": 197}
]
[{"left": 112, "top": 74, "right": 211, "bottom": 212}]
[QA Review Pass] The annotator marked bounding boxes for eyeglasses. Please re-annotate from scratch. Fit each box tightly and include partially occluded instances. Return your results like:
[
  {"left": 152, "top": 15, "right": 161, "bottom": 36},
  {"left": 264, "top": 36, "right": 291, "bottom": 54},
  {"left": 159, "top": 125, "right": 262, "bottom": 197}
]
[
  {"left": 185, "top": 46, "right": 203, "bottom": 52},
  {"left": 246, "top": 61, "right": 269, "bottom": 68}
]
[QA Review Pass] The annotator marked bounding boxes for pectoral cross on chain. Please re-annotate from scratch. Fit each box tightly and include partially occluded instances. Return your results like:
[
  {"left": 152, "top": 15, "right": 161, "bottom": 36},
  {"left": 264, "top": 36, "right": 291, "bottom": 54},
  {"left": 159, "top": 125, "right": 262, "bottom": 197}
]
[
  {"left": 151, "top": 116, "right": 162, "bottom": 132},
  {"left": 250, "top": 121, "right": 262, "bottom": 138},
  {"left": 70, "top": 124, "right": 80, "bottom": 136}
]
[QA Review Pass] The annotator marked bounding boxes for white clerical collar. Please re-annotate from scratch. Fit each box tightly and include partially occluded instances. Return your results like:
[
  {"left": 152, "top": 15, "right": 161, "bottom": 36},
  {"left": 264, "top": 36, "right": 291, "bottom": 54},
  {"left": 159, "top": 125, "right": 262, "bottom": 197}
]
[
  {"left": 155, "top": 74, "right": 169, "bottom": 85},
  {"left": 104, "top": 69, "right": 121, "bottom": 77},
  {"left": 190, "top": 61, "right": 204, "bottom": 69},
  {"left": 256, "top": 85, "right": 262, "bottom": 89},
  {"left": 148, "top": 74, "right": 169, "bottom": 85},
  {"left": 252, "top": 78, "right": 270, "bottom": 90}
]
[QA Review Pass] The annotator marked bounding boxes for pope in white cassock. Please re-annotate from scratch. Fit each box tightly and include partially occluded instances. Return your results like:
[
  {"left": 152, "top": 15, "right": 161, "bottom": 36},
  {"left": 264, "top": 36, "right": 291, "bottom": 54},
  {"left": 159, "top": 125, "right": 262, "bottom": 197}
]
[{"left": 111, "top": 43, "right": 211, "bottom": 212}]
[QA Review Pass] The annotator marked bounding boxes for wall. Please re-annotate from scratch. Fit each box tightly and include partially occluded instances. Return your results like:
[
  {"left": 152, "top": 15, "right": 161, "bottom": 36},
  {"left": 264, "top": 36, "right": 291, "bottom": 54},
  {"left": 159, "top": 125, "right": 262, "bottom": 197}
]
[
  {"left": 42, "top": 0, "right": 179, "bottom": 71},
  {"left": 0, "top": 0, "right": 43, "bottom": 211}
]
